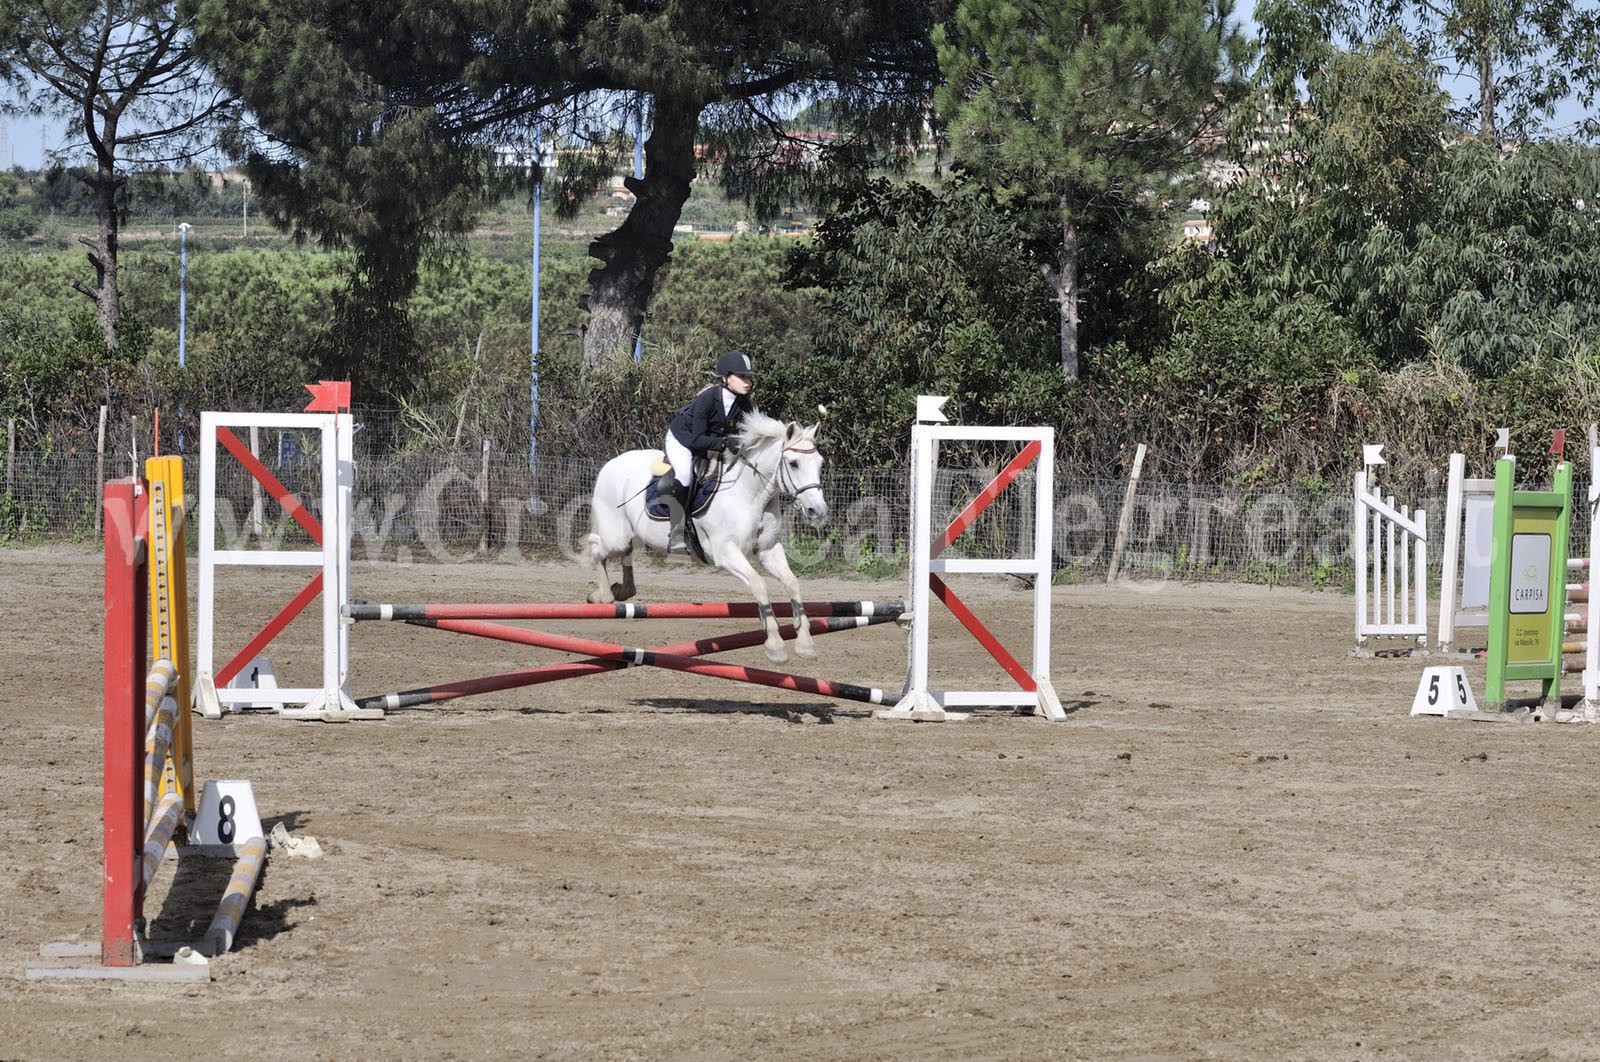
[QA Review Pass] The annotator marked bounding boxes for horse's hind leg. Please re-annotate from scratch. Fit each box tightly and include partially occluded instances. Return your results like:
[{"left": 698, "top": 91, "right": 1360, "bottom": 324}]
[
  {"left": 758, "top": 543, "right": 816, "bottom": 659},
  {"left": 587, "top": 542, "right": 635, "bottom": 604},
  {"left": 587, "top": 535, "right": 615, "bottom": 604},
  {"left": 588, "top": 528, "right": 639, "bottom": 604},
  {"left": 715, "top": 541, "right": 788, "bottom": 663},
  {"left": 614, "top": 549, "right": 636, "bottom": 601}
]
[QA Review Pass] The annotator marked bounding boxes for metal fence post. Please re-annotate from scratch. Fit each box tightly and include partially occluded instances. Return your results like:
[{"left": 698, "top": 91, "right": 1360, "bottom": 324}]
[
  {"left": 479, "top": 438, "right": 492, "bottom": 554},
  {"left": 95, "top": 405, "right": 107, "bottom": 535}
]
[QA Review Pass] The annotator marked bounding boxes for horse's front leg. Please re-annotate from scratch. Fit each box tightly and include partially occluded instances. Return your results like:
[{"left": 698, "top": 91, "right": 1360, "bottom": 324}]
[
  {"left": 714, "top": 540, "right": 788, "bottom": 664},
  {"left": 757, "top": 542, "right": 815, "bottom": 660}
]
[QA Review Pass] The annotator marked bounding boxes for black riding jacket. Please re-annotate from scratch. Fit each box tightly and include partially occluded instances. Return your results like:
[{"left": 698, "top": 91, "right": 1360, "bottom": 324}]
[{"left": 669, "top": 386, "right": 753, "bottom": 452}]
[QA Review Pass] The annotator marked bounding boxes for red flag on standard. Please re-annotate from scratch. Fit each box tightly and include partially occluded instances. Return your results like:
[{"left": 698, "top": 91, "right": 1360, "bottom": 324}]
[{"left": 304, "top": 380, "right": 351, "bottom": 413}]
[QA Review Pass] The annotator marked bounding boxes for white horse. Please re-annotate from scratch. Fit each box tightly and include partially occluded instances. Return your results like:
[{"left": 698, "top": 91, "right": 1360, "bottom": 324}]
[{"left": 586, "top": 411, "right": 829, "bottom": 663}]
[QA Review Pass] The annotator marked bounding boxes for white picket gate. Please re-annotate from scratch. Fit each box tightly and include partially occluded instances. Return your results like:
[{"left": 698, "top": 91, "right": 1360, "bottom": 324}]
[{"left": 1353, "top": 462, "right": 1428, "bottom": 652}]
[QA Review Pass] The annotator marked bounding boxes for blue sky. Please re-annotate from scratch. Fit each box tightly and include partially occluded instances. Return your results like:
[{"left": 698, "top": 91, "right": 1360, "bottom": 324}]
[{"left": 1, "top": 112, "right": 47, "bottom": 169}]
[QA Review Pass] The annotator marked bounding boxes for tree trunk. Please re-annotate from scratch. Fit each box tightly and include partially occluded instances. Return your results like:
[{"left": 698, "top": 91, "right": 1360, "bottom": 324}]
[
  {"left": 1477, "top": 42, "right": 1497, "bottom": 141},
  {"left": 71, "top": 164, "right": 124, "bottom": 351},
  {"left": 581, "top": 94, "right": 702, "bottom": 366},
  {"left": 1042, "top": 198, "right": 1081, "bottom": 380}
]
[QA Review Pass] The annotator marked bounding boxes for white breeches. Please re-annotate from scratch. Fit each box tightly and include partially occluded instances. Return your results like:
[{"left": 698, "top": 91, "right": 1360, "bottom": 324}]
[{"left": 663, "top": 433, "right": 694, "bottom": 487}]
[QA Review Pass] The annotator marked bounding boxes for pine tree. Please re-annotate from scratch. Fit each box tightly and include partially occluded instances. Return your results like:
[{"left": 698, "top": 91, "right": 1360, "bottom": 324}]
[
  {"left": 1257, "top": 0, "right": 1600, "bottom": 142},
  {"left": 191, "top": 0, "right": 944, "bottom": 367},
  {"left": 935, "top": 0, "right": 1248, "bottom": 378},
  {"left": 0, "top": 1, "right": 236, "bottom": 349}
]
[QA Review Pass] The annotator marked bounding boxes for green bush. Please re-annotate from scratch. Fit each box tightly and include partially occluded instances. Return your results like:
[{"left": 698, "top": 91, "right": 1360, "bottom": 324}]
[
  {"left": 0, "top": 206, "right": 40, "bottom": 241},
  {"left": 776, "top": 177, "right": 1067, "bottom": 460}
]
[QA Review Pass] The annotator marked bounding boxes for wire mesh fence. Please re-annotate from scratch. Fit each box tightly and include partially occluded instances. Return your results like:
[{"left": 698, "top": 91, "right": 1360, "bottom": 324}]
[{"left": 7, "top": 428, "right": 1534, "bottom": 592}]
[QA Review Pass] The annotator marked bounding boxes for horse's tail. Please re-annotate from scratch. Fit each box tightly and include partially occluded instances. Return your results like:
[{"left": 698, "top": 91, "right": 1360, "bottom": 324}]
[{"left": 586, "top": 528, "right": 605, "bottom": 563}]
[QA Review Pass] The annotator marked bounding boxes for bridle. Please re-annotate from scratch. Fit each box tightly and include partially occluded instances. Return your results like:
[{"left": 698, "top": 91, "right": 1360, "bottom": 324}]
[
  {"left": 733, "top": 441, "right": 824, "bottom": 503},
  {"left": 777, "top": 443, "right": 825, "bottom": 500}
]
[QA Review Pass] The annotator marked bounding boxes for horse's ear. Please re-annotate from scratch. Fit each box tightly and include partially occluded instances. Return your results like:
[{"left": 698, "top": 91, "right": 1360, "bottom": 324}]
[
  {"left": 806, "top": 421, "right": 821, "bottom": 441},
  {"left": 785, "top": 421, "right": 801, "bottom": 442}
]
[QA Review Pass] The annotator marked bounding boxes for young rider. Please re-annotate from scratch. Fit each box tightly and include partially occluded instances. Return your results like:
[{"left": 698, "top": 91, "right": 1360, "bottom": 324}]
[{"left": 659, "top": 350, "right": 756, "bottom": 547}]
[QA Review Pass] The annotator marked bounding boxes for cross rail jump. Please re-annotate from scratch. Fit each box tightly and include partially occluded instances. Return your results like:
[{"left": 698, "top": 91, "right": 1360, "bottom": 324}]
[{"left": 194, "top": 389, "right": 1065, "bottom": 722}]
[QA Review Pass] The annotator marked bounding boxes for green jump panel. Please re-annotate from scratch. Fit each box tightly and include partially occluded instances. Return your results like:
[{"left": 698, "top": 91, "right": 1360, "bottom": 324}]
[{"left": 1485, "top": 456, "right": 1573, "bottom": 711}]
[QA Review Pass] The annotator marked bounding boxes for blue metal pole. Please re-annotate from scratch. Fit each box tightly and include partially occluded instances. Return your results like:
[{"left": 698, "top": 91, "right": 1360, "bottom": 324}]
[
  {"left": 530, "top": 136, "right": 542, "bottom": 503},
  {"left": 177, "top": 222, "right": 189, "bottom": 454},
  {"left": 632, "top": 101, "right": 645, "bottom": 364},
  {"left": 177, "top": 223, "right": 188, "bottom": 369}
]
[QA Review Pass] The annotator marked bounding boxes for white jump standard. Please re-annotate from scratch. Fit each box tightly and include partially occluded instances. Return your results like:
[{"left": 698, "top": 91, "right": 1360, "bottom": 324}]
[
  {"left": 194, "top": 383, "right": 374, "bottom": 721},
  {"left": 878, "top": 396, "right": 1064, "bottom": 722}
]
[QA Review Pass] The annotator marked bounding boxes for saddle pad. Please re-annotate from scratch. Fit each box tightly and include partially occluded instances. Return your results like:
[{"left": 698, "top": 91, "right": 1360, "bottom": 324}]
[{"left": 645, "top": 465, "right": 720, "bottom": 520}]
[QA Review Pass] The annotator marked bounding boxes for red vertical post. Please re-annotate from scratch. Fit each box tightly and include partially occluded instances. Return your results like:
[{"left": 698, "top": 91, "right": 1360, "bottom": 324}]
[{"left": 101, "top": 479, "right": 147, "bottom": 966}]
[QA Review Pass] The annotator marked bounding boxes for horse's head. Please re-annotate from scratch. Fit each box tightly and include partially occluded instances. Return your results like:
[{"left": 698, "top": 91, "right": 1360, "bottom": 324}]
[
  {"left": 736, "top": 413, "right": 829, "bottom": 529},
  {"left": 778, "top": 420, "right": 828, "bottom": 529}
]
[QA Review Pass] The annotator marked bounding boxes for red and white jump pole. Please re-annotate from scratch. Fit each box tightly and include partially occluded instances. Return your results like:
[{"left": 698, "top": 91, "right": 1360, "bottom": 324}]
[
  {"left": 195, "top": 388, "right": 1060, "bottom": 722},
  {"left": 349, "top": 600, "right": 904, "bottom": 622},
  {"left": 370, "top": 614, "right": 898, "bottom": 707},
  {"left": 357, "top": 612, "right": 901, "bottom": 711}
]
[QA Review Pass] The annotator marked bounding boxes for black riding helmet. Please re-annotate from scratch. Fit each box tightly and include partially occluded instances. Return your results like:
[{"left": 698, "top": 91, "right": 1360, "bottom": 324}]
[{"left": 715, "top": 350, "right": 755, "bottom": 377}]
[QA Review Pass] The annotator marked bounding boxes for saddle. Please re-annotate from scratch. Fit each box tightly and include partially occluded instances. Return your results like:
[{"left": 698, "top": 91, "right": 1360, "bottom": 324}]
[{"left": 644, "top": 453, "right": 724, "bottom": 562}]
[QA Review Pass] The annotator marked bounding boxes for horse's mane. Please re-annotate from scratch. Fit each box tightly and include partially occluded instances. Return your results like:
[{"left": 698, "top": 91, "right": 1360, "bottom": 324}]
[{"left": 734, "top": 408, "right": 788, "bottom": 456}]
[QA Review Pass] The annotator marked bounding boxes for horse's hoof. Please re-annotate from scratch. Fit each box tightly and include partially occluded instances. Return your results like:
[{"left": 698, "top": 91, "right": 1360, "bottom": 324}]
[
  {"left": 795, "top": 641, "right": 818, "bottom": 660},
  {"left": 764, "top": 643, "right": 790, "bottom": 664},
  {"left": 612, "top": 583, "right": 634, "bottom": 601},
  {"left": 587, "top": 589, "right": 613, "bottom": 604}
]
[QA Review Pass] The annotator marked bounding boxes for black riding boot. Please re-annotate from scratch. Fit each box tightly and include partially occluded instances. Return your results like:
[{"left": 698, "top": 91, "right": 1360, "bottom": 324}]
[{"left": 657, "top": 473, "right": 689, "bottom": 550}]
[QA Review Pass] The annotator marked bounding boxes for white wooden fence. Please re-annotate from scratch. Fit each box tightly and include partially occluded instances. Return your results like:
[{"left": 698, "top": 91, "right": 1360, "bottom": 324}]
[{"left": 1353, "top": 463, "right": 1428, "bottom": 652}]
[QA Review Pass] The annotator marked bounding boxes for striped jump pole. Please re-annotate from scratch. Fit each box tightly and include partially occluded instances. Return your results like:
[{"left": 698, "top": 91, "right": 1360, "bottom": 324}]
[
  {"left": 142, "top": 794, "right": 184, "bottom": 889},
  {"left": 348, "top": 600, "right": 905, "bottom": 622},
  {"left": 357, "top": 613, "right": 901, "bottom": 711},
  {"left": 144, "top": 658, "right": 177, "bottom": 728},
  {"left": 143, "top": 691, "right": 178, "bottom": 821},
  {"left": 198, "top": 836, "right": 269, "bottom": 958},
  {"left": 384, "top": 616, "right": 897, "bottom": 706}
]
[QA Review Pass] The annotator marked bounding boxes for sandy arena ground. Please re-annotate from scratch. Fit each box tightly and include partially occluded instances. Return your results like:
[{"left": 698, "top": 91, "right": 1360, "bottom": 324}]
[{"left": 4, "top": 545, "right": 1600, "bottom": 1059}]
